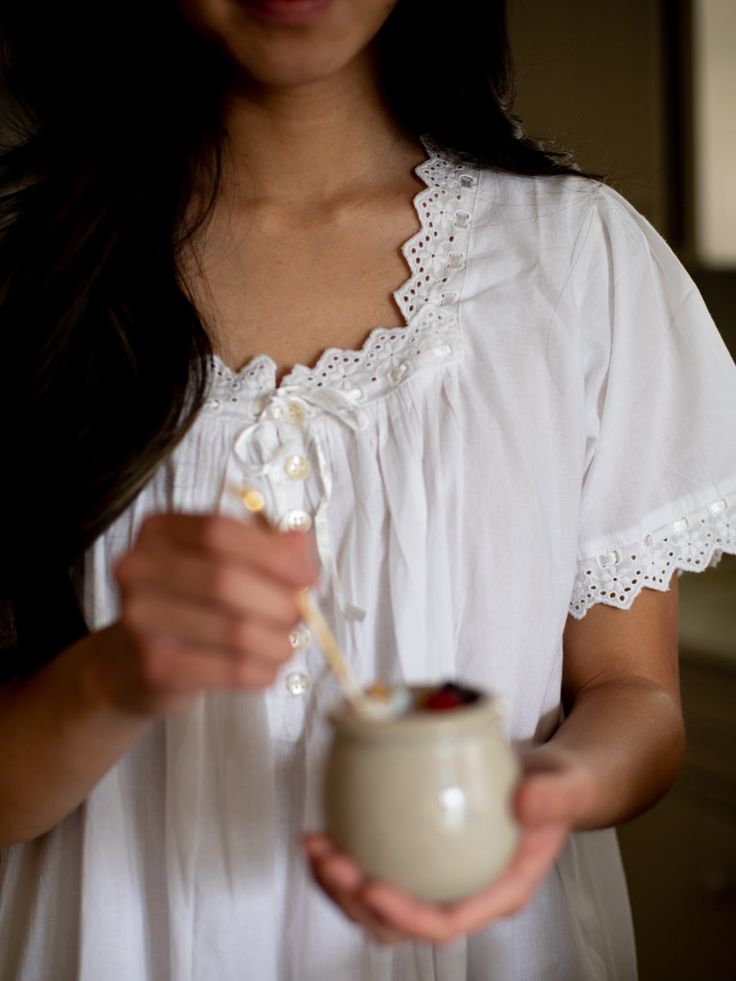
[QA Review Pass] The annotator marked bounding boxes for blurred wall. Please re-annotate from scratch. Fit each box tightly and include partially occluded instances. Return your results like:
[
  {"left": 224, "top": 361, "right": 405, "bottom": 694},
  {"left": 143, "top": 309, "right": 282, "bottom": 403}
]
[
  {"left": 508, "top": 0, "right": 669, "bottom": 233},
  {"left": 508, "top": 0, "right": 736, "bottom": 357},
  {"left": 692, "top": 0, "right": 736, "bottom": 266}
]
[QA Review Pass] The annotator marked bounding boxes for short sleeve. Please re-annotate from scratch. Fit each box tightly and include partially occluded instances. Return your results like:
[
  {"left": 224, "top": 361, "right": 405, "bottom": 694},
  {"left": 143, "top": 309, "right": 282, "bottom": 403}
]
[{"left": 569, "top": 185, "right": 736, "bottom": 618}]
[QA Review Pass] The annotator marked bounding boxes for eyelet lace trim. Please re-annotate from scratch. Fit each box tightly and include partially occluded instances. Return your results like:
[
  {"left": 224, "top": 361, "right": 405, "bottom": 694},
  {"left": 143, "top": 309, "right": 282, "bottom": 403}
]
[
  {"left": 206, "top": 138, "right": 477, "bottom": 408},
  {"left": 206, "top": 355, "right": 279, "bottom": 409},
  {"left": 569, "top": 494, "right": 736, "bottom": 618}
]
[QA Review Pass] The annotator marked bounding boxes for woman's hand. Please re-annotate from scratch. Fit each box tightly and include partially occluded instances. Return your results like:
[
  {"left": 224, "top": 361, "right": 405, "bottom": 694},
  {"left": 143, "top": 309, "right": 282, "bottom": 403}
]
[
  {"left": 93, "top": 513, "right": 318, "bottom": 716},
  {"left": 305, "top": 589, "right": 683, "bottom": 945},
  {"left": 304, "top": 745, "right": 597, "bottom": 945},
  {"left": 0, "top": 511, "right": 318, "bottom": 845}
]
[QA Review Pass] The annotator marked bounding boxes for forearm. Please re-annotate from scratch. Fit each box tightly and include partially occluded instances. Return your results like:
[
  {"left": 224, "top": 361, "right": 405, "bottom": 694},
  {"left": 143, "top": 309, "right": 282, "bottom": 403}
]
[
  {"left": 550, "top": 676, "right": 685, "bottom": 830},
  {"left": 0, "top": 626, "right": 150, "bottom": 846}
]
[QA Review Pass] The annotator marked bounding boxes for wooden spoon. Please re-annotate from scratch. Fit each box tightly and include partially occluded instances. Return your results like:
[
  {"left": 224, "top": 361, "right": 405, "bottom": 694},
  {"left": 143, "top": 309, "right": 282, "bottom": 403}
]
[{"left": 239, "top": 487, "right": 362, "bottom": 705}]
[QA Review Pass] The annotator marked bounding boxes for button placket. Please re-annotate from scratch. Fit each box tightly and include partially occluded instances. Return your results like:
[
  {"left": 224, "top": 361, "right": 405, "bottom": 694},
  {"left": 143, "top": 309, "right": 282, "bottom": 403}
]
[
  {"left": 267, "top": 585, "right": 314, "bottom": 740},
  {"left": 275, "top": 432, "right": 314, "bottom": 532},
  {"left": 285, "top": 671, "right": 312, "bottom": 696},
  {"left": 244, "top": 395, "right": 316, "bottom": 533},
  {"left": 284, "top": 455, "right": 312, "bottom": 481},
  {"left": 289, "top": 625, "right": 311, "bottom": 651},
  {"left": 283, "top": 400, "right": 306, "bottom": 425},
  {"left": 274, "top": 398, "right": 317, "bottom": 534},
  {"left": 267, "top": 654, "right": 312, "bottom": 742},
  {"left": 279, "top": 509, "right": 313, "bottom": 533},
  {"left": 286, "top": 628, "right": 313, "bottom": 698}
]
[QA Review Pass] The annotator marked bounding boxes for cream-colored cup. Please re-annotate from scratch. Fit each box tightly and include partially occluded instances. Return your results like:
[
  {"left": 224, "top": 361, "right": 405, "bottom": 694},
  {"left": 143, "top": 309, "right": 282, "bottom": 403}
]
[{"left": 323, "top": 686, "right": 519, "bottom": 903}]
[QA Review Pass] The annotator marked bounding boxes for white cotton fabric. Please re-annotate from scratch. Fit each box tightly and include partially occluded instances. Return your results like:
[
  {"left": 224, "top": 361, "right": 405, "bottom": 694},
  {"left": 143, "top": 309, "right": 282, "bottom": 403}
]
[{"left": 2, "top": 142, "right": 736, "bottom": 981}]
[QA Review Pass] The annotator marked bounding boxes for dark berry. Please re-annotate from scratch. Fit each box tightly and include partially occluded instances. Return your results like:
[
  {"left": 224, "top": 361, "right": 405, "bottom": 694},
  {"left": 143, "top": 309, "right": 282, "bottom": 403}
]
[
  {"left": 444, "top": 681, "right": 479, "bottom": 704},
  {"left": 422, "top": 689, "right": 465, "bottom": 711},
  {"left": 421, "top": 681, "right": 481, "bottom": 711}
]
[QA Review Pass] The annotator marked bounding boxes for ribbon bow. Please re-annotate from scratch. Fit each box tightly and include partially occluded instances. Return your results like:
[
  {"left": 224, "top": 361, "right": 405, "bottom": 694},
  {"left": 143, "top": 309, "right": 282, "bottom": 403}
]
[{"left": 232, "top": 384, "right": 366, "bottom": 621}]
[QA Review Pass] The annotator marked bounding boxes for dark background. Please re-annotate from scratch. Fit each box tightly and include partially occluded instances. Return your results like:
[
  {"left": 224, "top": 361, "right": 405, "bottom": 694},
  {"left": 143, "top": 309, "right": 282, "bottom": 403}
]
[{"left": 510, "top": 2, "right": 736, "bottom": 978}]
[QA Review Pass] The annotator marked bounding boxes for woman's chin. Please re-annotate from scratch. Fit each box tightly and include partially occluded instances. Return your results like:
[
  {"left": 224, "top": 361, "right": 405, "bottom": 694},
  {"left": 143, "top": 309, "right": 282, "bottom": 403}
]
[
  {"left": 224, "top": 43, "right": 362, "bottom": 91},
  {"left": 179, "top": 0, "right": 391, "bottom": 91}
]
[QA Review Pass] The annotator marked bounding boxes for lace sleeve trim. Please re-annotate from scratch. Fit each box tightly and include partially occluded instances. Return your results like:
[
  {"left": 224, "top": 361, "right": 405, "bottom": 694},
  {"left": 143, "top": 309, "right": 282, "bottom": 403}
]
[{"left": 569, "top": 494, "right": 736, "bottom": 619}]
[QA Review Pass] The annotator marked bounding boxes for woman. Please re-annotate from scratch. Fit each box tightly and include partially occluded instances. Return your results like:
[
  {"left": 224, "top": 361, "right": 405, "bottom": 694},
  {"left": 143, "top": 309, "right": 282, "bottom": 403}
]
[{"left": 0, "top": 0, "right": 734, "bottom": 978}]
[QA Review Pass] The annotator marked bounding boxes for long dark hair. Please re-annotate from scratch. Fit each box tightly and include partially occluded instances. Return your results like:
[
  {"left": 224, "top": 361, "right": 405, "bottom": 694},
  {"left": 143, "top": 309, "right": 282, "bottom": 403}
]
[{"left": 0, "top": 0, "right": 593, "bottom": 676}]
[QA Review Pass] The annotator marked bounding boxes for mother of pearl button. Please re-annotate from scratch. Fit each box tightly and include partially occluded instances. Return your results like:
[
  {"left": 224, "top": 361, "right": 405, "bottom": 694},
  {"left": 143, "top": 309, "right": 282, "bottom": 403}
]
[
  {"left": 285, "top": 671, "right": 311, "bottom": 695},
  {"left": 279, "top": 509, "right": 313, "bottom": 533},
  {"left": 284, "top": 455, "right": 312, "bottom": 480}
]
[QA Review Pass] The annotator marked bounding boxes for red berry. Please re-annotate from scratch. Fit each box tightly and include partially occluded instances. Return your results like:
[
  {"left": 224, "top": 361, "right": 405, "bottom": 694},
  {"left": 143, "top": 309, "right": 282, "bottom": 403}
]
[{"left": 422, "top": 689, "right": 465, "bottom": 711}]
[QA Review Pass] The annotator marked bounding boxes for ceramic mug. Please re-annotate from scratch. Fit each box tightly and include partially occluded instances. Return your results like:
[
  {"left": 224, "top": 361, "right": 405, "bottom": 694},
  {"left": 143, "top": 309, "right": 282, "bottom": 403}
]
[{"left": 323, "top": 685, "right": 519, "bottom": 903}]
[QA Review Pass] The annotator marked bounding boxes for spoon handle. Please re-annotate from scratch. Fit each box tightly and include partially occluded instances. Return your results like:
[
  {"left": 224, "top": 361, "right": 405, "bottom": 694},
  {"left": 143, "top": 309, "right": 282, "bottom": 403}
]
[
  {"left": 295, "top": 591, "right": 361, "bottom": 700},
  {"left": 239, "top": 487, "right": 360, "bottom": 704}
]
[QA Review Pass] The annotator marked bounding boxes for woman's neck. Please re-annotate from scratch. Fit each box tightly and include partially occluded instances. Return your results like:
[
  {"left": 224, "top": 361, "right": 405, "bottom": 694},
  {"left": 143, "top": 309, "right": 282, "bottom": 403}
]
[{"left": 219, "top": 50, "right": 420, "bottom": 207}]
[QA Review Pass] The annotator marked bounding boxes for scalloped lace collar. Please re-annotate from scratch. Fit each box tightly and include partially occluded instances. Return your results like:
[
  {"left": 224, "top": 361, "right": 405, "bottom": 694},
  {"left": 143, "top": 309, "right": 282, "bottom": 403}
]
[{"left": 205, "top": 138, "right": 479, "bottom": 410}]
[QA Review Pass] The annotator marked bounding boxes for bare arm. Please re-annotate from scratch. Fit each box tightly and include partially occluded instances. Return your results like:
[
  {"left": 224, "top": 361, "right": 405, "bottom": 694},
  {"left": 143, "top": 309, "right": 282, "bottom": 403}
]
[
  {"left": 0, "top": 627, "right": 150, "bottom": 845},
  {"left": 0, "top": 515, "right": 317, "bottom": 847},
  {"left": 544, "top": 578, "right": 683, "bottom": 828}
]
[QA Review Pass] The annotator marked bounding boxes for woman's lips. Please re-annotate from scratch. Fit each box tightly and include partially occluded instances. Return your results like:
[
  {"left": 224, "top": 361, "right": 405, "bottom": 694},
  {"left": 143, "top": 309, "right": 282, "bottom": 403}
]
[{"left": 240, "top": 0, "right": 334, "bottom": 26}]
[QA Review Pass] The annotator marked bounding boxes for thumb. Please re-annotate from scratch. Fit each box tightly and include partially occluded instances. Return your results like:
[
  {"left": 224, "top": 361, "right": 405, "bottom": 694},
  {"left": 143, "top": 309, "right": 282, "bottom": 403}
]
[{"left": 514, "top": 765, "right": 595, "bottom": 829}]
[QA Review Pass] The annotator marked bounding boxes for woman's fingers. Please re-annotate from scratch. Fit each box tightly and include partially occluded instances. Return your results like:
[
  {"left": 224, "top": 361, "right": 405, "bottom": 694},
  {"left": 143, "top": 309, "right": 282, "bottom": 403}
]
[
  {"left": 117, "top": 550, "right": 303, "bottom": 630},
  {"left": 101, "top": 512, "right": 321, "bottom": 713},
  {"left": 304, "top": 835, "right": 412, "bottom": 945},
  {"left": 304, "top": 816, "right": 570, "bottom": 946},
  {"left": 137, "top": 513, "right": 318, "bottom": 588},
  {"left": 121, "top": 591, "right": 294, "bottom": 664},
  {"left": 134, "top": 636, "right": 281, "bottom": 695},
  {"left": 312, "top": 851, "right": 369, "bottom": 923},
  {"left": 305, "top": 756, "right": 591, "bottom": 945},
  {"left": 359, "top": 824, "right": 568, "bottom": 943},
  {"left": 95, "top": 629, "right": 283, "bottom": 716},
  {"left": 305, "top": 835, "right": 365, "bottom": 920}
]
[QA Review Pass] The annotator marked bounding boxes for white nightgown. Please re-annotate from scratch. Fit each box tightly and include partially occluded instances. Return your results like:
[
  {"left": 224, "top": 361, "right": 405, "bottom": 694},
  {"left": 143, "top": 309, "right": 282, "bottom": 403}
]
[{"left": 2, "top": 142, "right": 736, "bottom": 981}]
